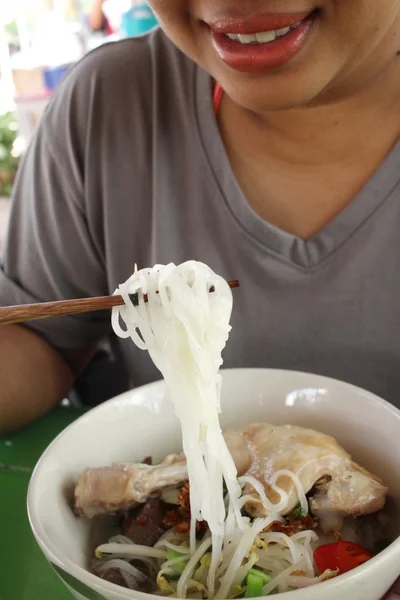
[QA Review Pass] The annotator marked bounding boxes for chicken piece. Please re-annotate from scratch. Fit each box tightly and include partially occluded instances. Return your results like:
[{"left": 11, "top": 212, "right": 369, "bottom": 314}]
[
  {"left": 74, "top": 423, "right": 388, "bottom": 520},
  {"left": 74, "top": 454, "right": 187, "bottom": 518},
  {"left": 74, "top": 434, "right": 252, "bottom": 519},
  {"left": 237, "top": 423, "right": 387, "bottom": 518}
]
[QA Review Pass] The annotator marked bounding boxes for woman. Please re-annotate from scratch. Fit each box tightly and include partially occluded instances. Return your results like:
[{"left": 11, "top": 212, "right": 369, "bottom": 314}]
[{"left": 0, "top": 2, "right": 400, "bottom": 595}]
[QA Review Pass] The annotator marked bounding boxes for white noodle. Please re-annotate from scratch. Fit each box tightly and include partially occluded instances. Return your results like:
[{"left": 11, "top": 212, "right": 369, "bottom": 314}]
[
  {"left": 155, "top": 530, "right": 189, "bottom": 549},
  {"left": 207, "top": 533, "right": 223, "bottom": 598},
  {"left": 110, "top": 262, "right": 321, "bottom": 598},
  {"left": 292, "top": 530, "right": 319, "bottom": 543},
  {"left": 94, "top": 558, "right": 147, "bottom": 590},
  {"left": 215, "top": 517, "right": 276, "bottom": 599},
  {"left": 287, "top": 572, "right": 336, "bottom": 587},
  {"left": 113, "top": 263, "right": 242, "bottom": 538},
  {"left": 269, "top": 469, "right": 309, "bottom": 516},
  {"left": 96, "top": 543, "right": 166, "bottom": 560},
  {"left": 291, "top": 531, "right": 319, "bottom": 578},
  {"left": 239, "top": 475, "right": 288, "bottom": 514},
  {"left": 156, "top": 540, "right": 192, "bottom": 554},
  {"left": 112, "top": 262, "right": 247, "bottom": 597},
  {"left": 261, "top": 532, "right": 302, "bottom": 565},
  {"left": 263, "top": 562, "right": 302, "bottom": 595},
  {"left": 108, "top": 535, "right": 135, "bottom": 545}
]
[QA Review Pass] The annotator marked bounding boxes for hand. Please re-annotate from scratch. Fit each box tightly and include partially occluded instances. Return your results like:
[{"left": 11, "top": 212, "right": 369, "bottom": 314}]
[{"left": 383, "top": 577, "right": 400, "bottom": 599}]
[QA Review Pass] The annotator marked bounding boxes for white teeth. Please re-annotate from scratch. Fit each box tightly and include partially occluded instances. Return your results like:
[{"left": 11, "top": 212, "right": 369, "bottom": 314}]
[
  {"left": 237, "top": 33, "right": 257, "bottom": 44},
  {"left": 276, "top": 26, "right": 290, "bottom": 37},
  {"left": 291, "top": 20, "right": 302, "bottom": 29},
  {"left": 225, "top": 23, "right": 298, "bottom": 45},
  {"left": 255, "top": 30, "right": 276, "bottom": 43}
]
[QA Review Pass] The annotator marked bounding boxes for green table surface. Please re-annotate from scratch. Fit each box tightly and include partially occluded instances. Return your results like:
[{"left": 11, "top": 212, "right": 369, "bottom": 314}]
[{"left": 0, "top": 407, "right": 86, "bottom": 600}]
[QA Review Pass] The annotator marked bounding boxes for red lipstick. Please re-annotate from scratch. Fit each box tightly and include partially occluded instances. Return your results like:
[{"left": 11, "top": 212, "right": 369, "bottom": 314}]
[
  {"left": 209, "top": 11, "right": 316, "bottom": 73},
  {"left": 209, "top": 12, "right": 311, "bottom": 34}
]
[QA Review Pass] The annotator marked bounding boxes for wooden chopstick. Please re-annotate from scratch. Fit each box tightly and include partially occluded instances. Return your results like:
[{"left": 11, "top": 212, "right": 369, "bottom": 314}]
[{"left": 0, "top": 280, "right": 240, "bottom": 326}]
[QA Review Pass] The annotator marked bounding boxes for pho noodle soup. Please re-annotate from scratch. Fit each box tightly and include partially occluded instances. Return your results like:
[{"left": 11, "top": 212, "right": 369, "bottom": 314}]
[{"left": 73, "top": 262, "right": 392, "bottom": 598}]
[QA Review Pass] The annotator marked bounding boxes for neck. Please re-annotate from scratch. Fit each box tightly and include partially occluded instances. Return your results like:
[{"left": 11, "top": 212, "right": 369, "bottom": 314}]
[
  {"left": 221, "top": 59, "right": 400, "bottom": 170},
  {"left": 217, "top": 58, "right": 400, "bottom": 239}
]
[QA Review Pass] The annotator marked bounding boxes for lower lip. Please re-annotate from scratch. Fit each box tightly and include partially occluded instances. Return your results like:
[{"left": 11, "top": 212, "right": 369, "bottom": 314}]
[{"left": 210, "top": 13, "right": 316, "bottom": 74}]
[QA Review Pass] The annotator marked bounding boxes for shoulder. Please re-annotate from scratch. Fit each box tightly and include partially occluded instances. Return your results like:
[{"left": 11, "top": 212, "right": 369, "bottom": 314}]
[
  {"left": 68, "top": 28, "right": 190, "bottom": 88},
  {"left": 42, "top": 29, "right": 198, "bottom": 143}
]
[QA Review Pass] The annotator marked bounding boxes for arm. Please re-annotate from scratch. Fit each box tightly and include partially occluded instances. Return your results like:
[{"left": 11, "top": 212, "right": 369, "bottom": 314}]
[
  {"left": 0, "top": 58, "right": 112, "bottom": 434},
  {"left": 0, "top": 325, "right": 93, "bottom": 436}
]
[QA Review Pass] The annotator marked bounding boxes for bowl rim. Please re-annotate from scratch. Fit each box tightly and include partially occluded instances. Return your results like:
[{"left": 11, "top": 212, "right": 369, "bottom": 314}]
[{"left": 27, "top": 367, "right": 400, "bottom": 599}]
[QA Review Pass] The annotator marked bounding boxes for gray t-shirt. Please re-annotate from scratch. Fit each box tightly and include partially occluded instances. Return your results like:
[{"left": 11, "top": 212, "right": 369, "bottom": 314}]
[{"left": 1, "top": 29, "right": 400, "bottom": 406}]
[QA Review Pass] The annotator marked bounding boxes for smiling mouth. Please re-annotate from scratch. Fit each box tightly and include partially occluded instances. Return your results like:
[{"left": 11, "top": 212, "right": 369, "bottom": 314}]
[
  {"left": 207, "top": 10, "right": 318, "bottom": 74},
  {"left": 222, "top": 20, "right": 304, "bottom": 45}
]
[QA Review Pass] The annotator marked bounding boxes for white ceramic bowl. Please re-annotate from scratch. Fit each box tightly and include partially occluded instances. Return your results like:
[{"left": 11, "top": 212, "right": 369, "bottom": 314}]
[{"left": 28, "top": 368, "right": 400, "bottom": 600}]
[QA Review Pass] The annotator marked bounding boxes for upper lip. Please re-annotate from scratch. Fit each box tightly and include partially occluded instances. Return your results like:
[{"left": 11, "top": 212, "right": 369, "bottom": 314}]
[{"left": 207, "top": 11, "right": 312, "bottom": 34}]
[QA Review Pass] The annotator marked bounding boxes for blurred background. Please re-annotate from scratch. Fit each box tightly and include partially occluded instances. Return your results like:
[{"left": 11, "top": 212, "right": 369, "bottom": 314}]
[{"left": 0, "top": 0, "right": 158, "bottom": 240}]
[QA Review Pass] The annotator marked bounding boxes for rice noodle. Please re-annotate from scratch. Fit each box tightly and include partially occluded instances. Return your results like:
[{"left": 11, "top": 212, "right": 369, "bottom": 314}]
[
  {"left": 155, "top": 530, "right": 189, "bottom": 548},
  {"left": 156, "top": 540, "right": 192, "bottom": 554},
  {"left": 96, "top": 543, "right": 166, "bottom": 560},
  {"left": 112, "top": 263, "right": 242, "bottom": 537},
  {"left": 263, "top": 562, "right": 302, "bottom": 595},
  {"left": 215, "top": 517, "right": 276, "bottom": 599},
  {"left": 108, "top": 535, "right": 135, "bottom": 545},
  {"left": 260, "top": 532, "right": 302, "bottom": 565},
  {"left": 239, "top": 475, "right": 288, "bottom": 514},
  {"left": 93, "top": 558, "right": 148, "bottom": 589},
  {"left": 108, "top": 262, "right": 323, "bottom": 598},
  {"left": 269, "top": 470, "right": 309, "bottom": 516},
  {"left": 112, "top": 262, "right": 249, "bottom": 596}
]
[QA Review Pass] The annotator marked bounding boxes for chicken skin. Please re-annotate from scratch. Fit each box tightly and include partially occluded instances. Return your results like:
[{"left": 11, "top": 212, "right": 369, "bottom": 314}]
[{"left": 74, "top": 423, "right": 388, "bottom": 520}]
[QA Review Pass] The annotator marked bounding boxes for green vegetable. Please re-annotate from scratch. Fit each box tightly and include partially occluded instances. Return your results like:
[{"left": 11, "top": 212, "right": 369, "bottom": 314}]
[
  {"left": 247, "top": 569, "right": 271, "bottom": 586},
  {"left": 0, "top": 112, "right": 20, "bottom": 197},
  {"left": 129, "top": 293, "right": 140, "bottom": 307},
  {"left": 245, "top": 569, "right": 272, "bottom": 598},
  {"left": 166, "top": 549, "right": 188, "bottom": 575},
  {"left": 292, "top": 503, "right": 307, "bottom": 520}
]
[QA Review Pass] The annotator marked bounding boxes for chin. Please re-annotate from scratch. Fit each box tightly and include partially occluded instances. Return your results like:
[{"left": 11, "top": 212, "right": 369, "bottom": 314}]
[{"left": 218, "top": 72, "right": 334, "bottom": 112}]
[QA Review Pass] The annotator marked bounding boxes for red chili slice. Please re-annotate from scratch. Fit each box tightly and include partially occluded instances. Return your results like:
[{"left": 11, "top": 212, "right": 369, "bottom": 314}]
[
  {"left": 336, "top": 541, "right": 373, "bottom": 573},
  {"left": 314, "top": 541, "right": 373, "bottom": 575}
]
